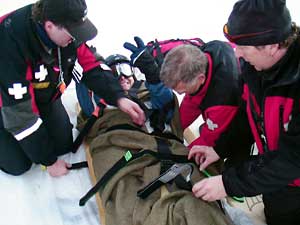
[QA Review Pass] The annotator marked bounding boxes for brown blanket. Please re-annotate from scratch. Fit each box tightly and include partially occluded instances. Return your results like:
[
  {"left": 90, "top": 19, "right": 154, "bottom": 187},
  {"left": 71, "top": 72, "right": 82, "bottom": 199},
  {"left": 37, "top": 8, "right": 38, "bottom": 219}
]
[{"left": 78, "top": 87, "right": 233, "bottom": 225}]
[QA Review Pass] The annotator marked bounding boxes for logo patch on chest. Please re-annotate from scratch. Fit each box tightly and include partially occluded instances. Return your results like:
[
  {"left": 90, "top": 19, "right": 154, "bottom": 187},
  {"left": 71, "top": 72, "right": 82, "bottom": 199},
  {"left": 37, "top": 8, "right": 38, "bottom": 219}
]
[{"left": 35, "top": 65, "right": 48, "bottom": 81}]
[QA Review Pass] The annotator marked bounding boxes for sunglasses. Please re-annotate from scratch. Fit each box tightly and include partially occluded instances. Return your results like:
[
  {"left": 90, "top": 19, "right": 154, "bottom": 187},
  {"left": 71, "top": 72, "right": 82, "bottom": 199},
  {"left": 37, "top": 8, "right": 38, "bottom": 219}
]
[{"left": 114, "top": 63, "right": 134, "bottom": 78}]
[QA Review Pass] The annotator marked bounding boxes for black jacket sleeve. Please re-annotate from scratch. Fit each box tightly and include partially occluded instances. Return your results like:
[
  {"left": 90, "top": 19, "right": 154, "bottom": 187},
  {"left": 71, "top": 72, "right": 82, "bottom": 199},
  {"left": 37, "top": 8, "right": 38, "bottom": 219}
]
[
  {"left": 81, "top": 67, "right": 126, "bottom": 105},
  {"left": 76, "top": 44, "right": 126, "bottom": 106},
  {"left": 223, "top": 112, "right": 300, "bottom": 197},
  {"left": 223, "top": 149, "right": 300, "bottom": 197},
  {"left": 134, "top": 49, "right": 161, "bottom": 84},
  {"left": 0, "top": 44, "right": 58, "bottom": 166},
  {"left": 214, "top": 104, "right": 254, "bottom": 160}
]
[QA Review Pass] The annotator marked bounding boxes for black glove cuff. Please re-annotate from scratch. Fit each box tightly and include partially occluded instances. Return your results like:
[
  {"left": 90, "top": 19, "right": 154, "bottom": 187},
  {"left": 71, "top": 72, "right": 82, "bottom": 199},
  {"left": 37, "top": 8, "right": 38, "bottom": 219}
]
[{"left": 134, "top": 50, "right": 160, "bottom": 84}]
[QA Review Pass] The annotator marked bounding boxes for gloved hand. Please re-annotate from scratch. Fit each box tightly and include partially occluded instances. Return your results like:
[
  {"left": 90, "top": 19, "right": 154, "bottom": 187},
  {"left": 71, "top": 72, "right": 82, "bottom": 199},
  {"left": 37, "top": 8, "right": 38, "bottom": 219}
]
[
  {"left": 124, "top": 36, "right": 160, "bottom": 84},
  {"left": 123, "top": 36, "right": 146, "bottom": 64}
]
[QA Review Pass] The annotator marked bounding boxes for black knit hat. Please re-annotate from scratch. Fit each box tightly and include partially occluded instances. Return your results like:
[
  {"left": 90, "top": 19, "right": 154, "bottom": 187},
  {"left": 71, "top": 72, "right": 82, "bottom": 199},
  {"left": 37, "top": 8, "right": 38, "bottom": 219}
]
[{"left": 223, "top": 0, "right": 292, "bottom": 46}]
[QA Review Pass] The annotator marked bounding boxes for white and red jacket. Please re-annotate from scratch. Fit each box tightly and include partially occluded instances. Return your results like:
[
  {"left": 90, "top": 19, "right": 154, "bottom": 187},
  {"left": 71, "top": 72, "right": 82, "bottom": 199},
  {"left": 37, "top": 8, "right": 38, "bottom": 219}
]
[
  {"left": 180, "top": 41, "right": 241, "bottom": 158},
  {"left": 0, "top": 5, "right": 125, "bottom": 166},
  {"left": 223, "top": 40, "right": 300, "bottom": 197}
]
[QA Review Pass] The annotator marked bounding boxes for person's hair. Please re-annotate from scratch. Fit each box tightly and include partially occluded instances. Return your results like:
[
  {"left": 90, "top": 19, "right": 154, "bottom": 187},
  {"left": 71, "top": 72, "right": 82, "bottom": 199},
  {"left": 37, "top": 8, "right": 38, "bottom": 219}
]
[
  {"left": 32, "top": 0, "right": 44, "bottom": 23},
  {"left": 255, "top": 22, "right": 300, "bottom": 51},
  {"left": 279, "top": 22, "right": 300, "bottom": 48},
  {"left": 160, "top": 44, "right": 207, "bottom": 88},
  {"left": 32, "top": 0, "right": 62, "bottom": 27}
]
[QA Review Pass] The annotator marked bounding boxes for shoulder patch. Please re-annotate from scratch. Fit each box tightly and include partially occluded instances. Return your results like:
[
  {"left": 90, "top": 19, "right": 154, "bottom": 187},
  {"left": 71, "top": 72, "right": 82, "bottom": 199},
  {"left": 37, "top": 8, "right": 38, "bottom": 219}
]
[{"left": 206, "top": 118, "right": 218, "bottom": 131}]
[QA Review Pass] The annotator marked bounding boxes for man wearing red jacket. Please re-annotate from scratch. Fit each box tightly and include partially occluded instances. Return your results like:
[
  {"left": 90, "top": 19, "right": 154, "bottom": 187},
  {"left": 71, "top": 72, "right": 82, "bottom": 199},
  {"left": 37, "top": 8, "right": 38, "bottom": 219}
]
[
  {"left": 0, "top": 0, "right": 145, "bottom": 177},
  {"left": 124, "top": 37, "right": 252, "bottom": 171},
  {"left": 192, "top": 0, "right": 300, "bottom": 224},
  {"left": 160, "top": 42, "right": 252, "bottom": 169}
]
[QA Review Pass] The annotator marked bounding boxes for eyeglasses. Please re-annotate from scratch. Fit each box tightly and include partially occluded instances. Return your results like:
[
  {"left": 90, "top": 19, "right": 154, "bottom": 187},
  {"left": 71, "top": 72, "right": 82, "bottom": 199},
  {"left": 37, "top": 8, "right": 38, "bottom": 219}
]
[
  {"left": 62, "top": 27, "right": 76, "bottom": 42},
  {"left": 114, "top": 63, "right": 134, "bottom": 78}
]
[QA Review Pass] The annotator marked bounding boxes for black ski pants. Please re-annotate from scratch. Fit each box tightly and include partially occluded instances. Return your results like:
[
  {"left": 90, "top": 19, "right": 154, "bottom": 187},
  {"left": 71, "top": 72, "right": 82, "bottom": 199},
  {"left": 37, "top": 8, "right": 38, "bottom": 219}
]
[{"left": 0, "top": 99, "right": 73, "bottom": 175}]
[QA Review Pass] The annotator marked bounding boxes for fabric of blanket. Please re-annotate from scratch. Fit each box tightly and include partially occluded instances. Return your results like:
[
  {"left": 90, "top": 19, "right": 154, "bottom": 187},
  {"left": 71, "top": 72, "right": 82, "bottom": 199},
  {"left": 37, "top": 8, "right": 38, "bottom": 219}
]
[{"left": 77, "top": 85, "right": 234, "bottom": 225}]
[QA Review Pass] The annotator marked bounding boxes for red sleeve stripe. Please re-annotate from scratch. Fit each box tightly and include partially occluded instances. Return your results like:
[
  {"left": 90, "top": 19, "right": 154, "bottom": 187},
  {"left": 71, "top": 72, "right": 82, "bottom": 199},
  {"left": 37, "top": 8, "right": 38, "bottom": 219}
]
[{"left": 77, "top": 44, "right": 101, "bottom": 72}]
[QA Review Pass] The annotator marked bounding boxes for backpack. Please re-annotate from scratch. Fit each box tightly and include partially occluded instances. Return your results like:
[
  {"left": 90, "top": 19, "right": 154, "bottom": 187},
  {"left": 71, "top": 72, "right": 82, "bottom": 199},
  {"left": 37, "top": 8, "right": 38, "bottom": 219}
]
[{"left": 147, "top": 38, "right": 205, "bottom": 67}]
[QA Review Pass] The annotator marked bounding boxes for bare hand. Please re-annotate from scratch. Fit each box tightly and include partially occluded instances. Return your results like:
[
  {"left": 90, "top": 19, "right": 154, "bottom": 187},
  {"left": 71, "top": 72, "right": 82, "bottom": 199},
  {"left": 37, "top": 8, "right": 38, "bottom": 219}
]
[
  {"left": 192, "top": 175, "right": 227, "bottom": 201},
  {"left": 188, "top": 145, "right": 220, "bottom": 171},
  {"left": 117, "top": 97, "right": 146, "bottom": 125},
  {"left": 47, "top": 159, "right": 71, "bottom": 177}
]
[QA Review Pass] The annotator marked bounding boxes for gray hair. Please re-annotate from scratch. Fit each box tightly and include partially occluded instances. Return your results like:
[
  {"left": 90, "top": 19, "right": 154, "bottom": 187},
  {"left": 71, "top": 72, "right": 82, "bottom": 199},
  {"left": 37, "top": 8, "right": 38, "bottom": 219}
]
[{"left": 160, "top": 44, "right": 207, "bottom": 88}]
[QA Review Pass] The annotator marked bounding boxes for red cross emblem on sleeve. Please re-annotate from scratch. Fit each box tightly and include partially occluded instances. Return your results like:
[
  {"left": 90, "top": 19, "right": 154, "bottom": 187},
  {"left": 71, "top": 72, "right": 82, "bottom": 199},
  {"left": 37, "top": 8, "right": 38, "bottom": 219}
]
[{"left": 8, "top": 83, "right": 27, "bottom": 99}]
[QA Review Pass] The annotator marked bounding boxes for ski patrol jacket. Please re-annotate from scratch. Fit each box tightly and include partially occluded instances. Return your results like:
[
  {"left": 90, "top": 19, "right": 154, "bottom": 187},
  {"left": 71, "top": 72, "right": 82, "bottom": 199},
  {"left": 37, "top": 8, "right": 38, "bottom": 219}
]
[
  {"left": 180, "top": 41, "right": 240, "bottom": 158},
  {"left": 0, "top": 5, "right": 126, "bottom": 166},
  {"left": 223, "top": 39, "right": 300, "bottom": 197}
]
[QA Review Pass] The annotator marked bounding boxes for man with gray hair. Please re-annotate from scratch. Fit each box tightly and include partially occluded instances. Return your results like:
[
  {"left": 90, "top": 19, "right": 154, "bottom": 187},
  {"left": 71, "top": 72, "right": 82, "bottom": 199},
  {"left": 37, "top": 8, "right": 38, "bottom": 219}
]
[{"left": 160, "top": 42, "right": 252, "bottom": 173}]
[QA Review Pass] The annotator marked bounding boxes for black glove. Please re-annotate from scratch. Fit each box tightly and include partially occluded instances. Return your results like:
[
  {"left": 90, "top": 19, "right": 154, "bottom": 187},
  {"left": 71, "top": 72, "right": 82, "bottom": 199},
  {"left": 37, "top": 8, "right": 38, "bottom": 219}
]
[{"left": 124, "top": 36, "right": 160, "bottom": 84}]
